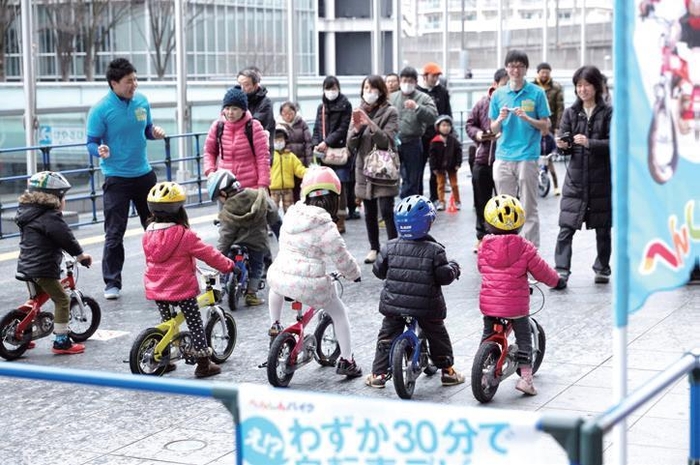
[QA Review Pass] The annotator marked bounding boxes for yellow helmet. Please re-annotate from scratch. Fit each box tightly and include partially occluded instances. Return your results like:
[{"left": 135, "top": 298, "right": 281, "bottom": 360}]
[
  {"left": 484, "top": 194, "right": 525, "bottom": 231},
  {"left": 147, "top": 181, "right": 186, "bottom": 214}
]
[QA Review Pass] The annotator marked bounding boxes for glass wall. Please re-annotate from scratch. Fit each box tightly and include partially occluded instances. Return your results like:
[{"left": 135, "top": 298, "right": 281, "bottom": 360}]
[{"left": 2, "top": 0, "right": 317, "bottom": 82}]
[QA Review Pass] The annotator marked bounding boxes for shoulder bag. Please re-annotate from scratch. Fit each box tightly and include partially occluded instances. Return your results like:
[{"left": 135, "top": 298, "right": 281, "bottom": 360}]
[
  {"left": 363, "top": 145, "right": 400, "bottom": 186},
  {"left": 319, "top": 104, "right": 349, "bottom": 166}
]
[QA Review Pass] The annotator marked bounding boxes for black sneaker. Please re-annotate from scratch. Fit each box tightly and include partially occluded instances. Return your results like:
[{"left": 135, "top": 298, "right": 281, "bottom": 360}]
[{"left": 336, "top": 357, "right": 363, "bottom": 378}]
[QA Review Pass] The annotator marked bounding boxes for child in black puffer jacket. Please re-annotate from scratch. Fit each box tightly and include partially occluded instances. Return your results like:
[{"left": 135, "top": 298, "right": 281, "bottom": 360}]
[{"left": 366, "top": 195, "right": 464, "bottom": 388}]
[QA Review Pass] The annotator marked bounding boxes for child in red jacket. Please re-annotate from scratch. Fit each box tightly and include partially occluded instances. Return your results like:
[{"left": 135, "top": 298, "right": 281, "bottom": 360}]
[
  {"left": 477, "top": 194, "right": 565, "bottom": 395},
  {"left": 142, "top": 181, "right": 234, "bottom": 378}
]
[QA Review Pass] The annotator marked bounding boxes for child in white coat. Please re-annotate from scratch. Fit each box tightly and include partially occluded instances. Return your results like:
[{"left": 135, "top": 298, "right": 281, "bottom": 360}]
[{"left": 266, "top": 166, "right": 363, "bottom": 378}]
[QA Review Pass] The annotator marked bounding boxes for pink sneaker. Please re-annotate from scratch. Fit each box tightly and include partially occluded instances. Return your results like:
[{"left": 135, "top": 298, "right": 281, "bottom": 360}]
[{"left": 516, "top": 366, "right": 537, "bottom": 396}]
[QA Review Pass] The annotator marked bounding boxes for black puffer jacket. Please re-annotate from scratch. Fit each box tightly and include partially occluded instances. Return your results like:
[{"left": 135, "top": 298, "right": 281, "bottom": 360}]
[
  {"left": 15, "top": 192, "right": 83, "bottom": 279},
  {"left": 246, "top": 85, "right": 276, "bottom": 158},
  {"left": 372, "top": 235, "right": 458, "bottom": 320},
  {"left": 311, "top": 93, "right": 352, "bottom": 151},
  {"left": 558, "top": 101, "right": 613, "bottom": 230}
]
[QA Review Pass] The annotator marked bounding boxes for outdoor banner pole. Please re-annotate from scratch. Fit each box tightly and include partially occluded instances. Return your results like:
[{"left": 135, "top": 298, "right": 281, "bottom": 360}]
[
  {"left": 542, "top": 0, "right": 548, "bottom": 62},
  {"left": 393, "top": 0, "right": 402, "bottom": 72},
  {"left": 497, "top": 0, "right": 503, "bottom": 69},
  {"left": 21, "top": 0, "right": 36, "bottom": 174},
  {"left": 372, "top": 0, "right": 382, "bottom": 75},
  {"left": 174, "top": 0, "right": 188, "bottom": 180},
  {"left": 443, "top": 0, "right": 449, "bottom": 78},
  {"left": 580, "top": 0, "right": 587, "bottom": 66},
  {"left": 286, "top": 0, "right": 297, "bottom": 103},
  {"left": 611, "top": 1, "right": 630, "bottom": 463}
]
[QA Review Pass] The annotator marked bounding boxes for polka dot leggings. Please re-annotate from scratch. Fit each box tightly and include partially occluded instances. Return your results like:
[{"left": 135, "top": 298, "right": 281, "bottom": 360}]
[{"left": 156, "top": 298, "right": 208, "bottom": 354}]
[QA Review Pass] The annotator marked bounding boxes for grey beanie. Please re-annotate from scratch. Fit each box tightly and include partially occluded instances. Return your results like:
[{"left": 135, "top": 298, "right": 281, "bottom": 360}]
[{"left": 222, "top": 87, "right": 248, "bottom": 111}]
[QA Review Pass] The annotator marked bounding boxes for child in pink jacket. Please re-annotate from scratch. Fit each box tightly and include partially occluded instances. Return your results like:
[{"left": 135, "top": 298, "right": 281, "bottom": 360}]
[
  {"left": 477, "top": 194, "right": 565, "bottom": 395},
  {"left": 142, "top": 181, "right": 234, "bottom": 378}
]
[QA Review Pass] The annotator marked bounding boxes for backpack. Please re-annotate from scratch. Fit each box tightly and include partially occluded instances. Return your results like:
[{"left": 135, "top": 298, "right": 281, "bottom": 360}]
[{"left": 216, "top": 119, "right": 254, "bottom": 160}]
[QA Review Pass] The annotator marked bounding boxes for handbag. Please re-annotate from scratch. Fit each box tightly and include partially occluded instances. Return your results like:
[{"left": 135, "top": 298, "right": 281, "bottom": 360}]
[
  {"left": 363, "top": 145, "right": 400, "bottom": 186},
  {"left": 319, "top": 104, "right": 349, "bottom": 166}
]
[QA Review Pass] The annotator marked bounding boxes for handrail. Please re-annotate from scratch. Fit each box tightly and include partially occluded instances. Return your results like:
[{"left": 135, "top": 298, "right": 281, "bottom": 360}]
[{"left": 579, "top": 348, "right": 700, "bottom": 465}]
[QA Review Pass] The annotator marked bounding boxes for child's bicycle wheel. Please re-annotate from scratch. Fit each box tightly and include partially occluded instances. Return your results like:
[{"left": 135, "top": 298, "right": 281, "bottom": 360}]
[
  {"left": 267, "top": 332, "right": 296, "bottom": 387},
  {"left": 0, "top": 310, "right": 32, "bottom": 361},
  {"left": 129, "top": 327, "right": 169, "bottom": 376},
  {"left": 528, "top": 318, "right": 546, "bottom": 375},
  {"left": 205, "top": 308, "right": 237, "bottom": 364},
  {"left": 227, "top": 272, "right": 242, "bottom": 311},
  {"left": 313, "top": 312, "right": 340, "bottom": 367},
  {"left": 391, "top": 338, "right": 420, "bottom": 400},
  {"left": 68, "top": 295, "right": 101, "bottom": 342},
  {"left": 471, "top": 342, "right": 501, "bottom": 403},
  {"left": 538, "top": 168, "right": 551, "bottom": 197}
]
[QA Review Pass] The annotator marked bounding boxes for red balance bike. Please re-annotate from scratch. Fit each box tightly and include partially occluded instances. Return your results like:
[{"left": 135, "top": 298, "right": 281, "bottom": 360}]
[
  {"left": 0, "top": 256, "right": 101, "bottom": 360},
  {"left": 265, "top": 273, "right": 343, "bottom": 387}
]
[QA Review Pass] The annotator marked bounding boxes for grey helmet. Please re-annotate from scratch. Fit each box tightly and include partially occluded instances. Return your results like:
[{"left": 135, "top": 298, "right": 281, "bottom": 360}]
[{"left": 27, "top": 171, "right": 71, "bottom": 198}]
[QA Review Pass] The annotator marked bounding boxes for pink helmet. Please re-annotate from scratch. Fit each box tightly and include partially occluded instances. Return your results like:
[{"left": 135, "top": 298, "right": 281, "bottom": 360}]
[{"left": 300, "top": 166, "right": 341, "bottom": 199}]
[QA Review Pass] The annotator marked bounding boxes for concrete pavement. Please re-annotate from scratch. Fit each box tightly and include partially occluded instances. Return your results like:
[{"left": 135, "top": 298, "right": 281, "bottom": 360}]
[{"left": 0, "top": 162, "right": 696, "bottom": 465}]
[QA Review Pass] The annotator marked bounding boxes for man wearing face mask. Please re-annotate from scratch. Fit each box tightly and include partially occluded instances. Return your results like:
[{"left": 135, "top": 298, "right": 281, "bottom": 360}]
[
  {"left": 237, "top": 67, "right": 276, "bottom": 162},
  {"left": 418, "top": 62, "right": 453, "bottom": 204},
  {"left": 390, "top": 66, "right": 438, "bottom": 199}
]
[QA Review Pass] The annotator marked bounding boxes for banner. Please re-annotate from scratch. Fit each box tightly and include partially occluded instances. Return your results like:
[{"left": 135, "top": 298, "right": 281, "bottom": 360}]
[
  {"left": 235, "top": 383, "right": 557, "bottom": 465},
  {"left": 626, "top": 0, "right": 700, "bottom": 314}
]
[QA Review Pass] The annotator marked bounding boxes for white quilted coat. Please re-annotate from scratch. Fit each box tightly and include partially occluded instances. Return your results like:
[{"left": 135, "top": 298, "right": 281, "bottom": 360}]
[{"left": 267, "top": 201, "right": 361, "bottom": 308}]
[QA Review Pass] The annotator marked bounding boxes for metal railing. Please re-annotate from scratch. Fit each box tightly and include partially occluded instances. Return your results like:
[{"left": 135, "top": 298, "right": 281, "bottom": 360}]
[{"left": 0, "top": 349, "right": 697, "bottom": 464}]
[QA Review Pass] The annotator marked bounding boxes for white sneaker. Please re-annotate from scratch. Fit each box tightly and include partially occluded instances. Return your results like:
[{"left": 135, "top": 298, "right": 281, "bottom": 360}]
[
  {"left": 435, "top": 201, "right": 445, "bottom": 211},
  {"left": 364, "top": 250, "right": 378, "bottom": 264},
  {"left": 104, "top": 287, "right": 120, "bottom": 300},
  {"left": 515, "top": 375, "right": 537, "bottom": 395}
]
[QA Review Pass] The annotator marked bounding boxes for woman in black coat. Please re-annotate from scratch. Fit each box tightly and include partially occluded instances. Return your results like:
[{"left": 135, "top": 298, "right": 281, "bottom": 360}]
[
  {"left": 311, "top": 76, "right": 353, "bottom": 232},
  {"left": 553, "top": 65, "right": 613, "bottom": 288}
]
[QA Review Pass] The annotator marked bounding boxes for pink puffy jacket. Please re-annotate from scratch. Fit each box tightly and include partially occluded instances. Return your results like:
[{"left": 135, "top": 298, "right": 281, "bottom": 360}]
[
  {"left": 203, "top": 111, "right": 271, "bottom": 188},
  {"left": 477, "top": 234, "right": 559, "bottom": 318},
  {"left": 142, "top": 223, "right": 234, "bottom": 301}
]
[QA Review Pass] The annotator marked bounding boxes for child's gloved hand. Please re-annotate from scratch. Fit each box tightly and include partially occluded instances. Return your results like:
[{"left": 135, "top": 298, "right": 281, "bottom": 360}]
[{"left": 448, "top": 260, "right": 461, "bottom": 280}]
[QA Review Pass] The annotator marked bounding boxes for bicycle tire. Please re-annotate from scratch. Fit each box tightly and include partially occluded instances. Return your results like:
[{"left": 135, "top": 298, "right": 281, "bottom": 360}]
[
  {"left": 129, "top": 327, "right": 168, "bottom": 376},
  {"left": 531, "top": 318, "right": 546, "bottom": 375},
  {"left": 205, "top": 308, "right": 237, "bottom": 364},
  {"left": 471, "top": 341, "right": 501, "bottom": 403},
  {"left": 313, "top": 313, "right": 340, "bottom": 367},
  {"left": 267, "top": 332, "right": 297, "bottom": 387},
  {"left": 227, "top": 274, "right": 240, "bottom": 311},
  {"left": 0, "top": 310, "right": 32, "bottom": 361},
  {"left": 68, "top": 296, "right": 101, "bottom": 342},
  {"left": 392, "top": 338, "right": 418, "bottom": 400},
  {"left": 538, "top": 169, "right": 550, "bottom": 197}
]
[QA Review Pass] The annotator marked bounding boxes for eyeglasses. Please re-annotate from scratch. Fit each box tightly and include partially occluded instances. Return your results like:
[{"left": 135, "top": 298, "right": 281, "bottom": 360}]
[{"left": 507, "top": 64, "right": 527, "bottom": 70}]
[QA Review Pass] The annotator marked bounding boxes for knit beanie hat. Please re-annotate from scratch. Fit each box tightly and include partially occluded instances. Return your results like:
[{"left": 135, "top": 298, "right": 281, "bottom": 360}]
[
  {"left": 536, "top": 62, "right": 552, "bottom": 72},
  {"left": 222, "top": 87, "right": 248, "bottom": 111}
]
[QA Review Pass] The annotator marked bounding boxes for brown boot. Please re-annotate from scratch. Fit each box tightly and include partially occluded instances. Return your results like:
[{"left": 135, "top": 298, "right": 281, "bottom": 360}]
[
  {"left": 335, "top": 216, "right": 346, "bottom": 234},
  {"left": 194, "top": 357, "right": 221, "bottom": 378}
]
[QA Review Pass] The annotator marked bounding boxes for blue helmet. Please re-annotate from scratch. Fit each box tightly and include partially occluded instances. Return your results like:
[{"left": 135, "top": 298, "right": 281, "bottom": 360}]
[{"left": 394, "top": 195, "right": 436, "bottom": 240}]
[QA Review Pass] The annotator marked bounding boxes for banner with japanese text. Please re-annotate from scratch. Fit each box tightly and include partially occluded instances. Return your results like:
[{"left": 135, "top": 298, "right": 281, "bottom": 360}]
[
  {"left": 235, "top": 383, "right": 560, "bottom": 465},
  {"left": 622, "top": 0, "right": 700, "bottom": 318}
]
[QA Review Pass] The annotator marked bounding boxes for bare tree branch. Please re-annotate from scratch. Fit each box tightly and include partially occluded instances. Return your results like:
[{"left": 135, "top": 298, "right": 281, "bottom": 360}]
[
  {"left": 0, "top": 0, "right": 19, "bottom": 82},
  {"left": 81, "top": 0, "right": 131, "bottom": 81}
]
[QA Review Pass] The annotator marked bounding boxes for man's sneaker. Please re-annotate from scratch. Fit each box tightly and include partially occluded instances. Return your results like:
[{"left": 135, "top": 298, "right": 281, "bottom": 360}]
[
  {"left": 104, "top": 287, "right": 120, "bottom": 300},
  {"left": 594, "top": 272, "right": 610, "bottom": 284},
  {"left": 441, "top": 367, "right": 465, "bottom": 386},
  {"left": 455, "top": 201, "right": 462, "bottom": 210},
  {"left": 435, "top": 201, "right": 445, "bottom": 211},
  {"left": 52, "top": 335, "right": 85, "bottom": 355},
  {"left": 268, "top": 321, "right": 283, "bottom": 338},
  {"left": 336, "top": 357, "right": 363, "bottom": 378},
  {"left": 365, "top": 373, "right": 388, "bottom": 388},
  {"left": 245, "top": 293, "right": 265, "bottom": 307}
]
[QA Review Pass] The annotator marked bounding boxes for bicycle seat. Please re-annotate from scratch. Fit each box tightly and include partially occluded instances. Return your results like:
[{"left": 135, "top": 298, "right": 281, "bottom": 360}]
[{"left": 15, "top": 272, "right": 33, "bottom": 282}]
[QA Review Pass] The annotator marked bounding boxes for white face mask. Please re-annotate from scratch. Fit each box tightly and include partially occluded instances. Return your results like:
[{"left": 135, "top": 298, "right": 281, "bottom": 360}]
[
  {"left": 324, "top": 90, "right": 339, "bottom": 101},
  {"left": 400, "top": 83, "right": 415, "bottom": 95},
  {"left": 363, "top": 91, "right": 379, "bottom": 105},
  {"left": 274, "top": 141, "right": 285, "bottom": 151}
]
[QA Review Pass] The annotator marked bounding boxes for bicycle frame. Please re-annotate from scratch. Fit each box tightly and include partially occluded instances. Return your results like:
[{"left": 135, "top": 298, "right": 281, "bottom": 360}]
[
  {"left": 285, "top": 301, "right": 319, "bottom": 363},
  {"left": 14, "top": 264, "right": 78, "bottom": 339},
  {"left": 388, "top": 318, "right": 423, "bottom": 373},
  {"left": 484, "top": 317, "right": 542, "bottom": 379}
]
